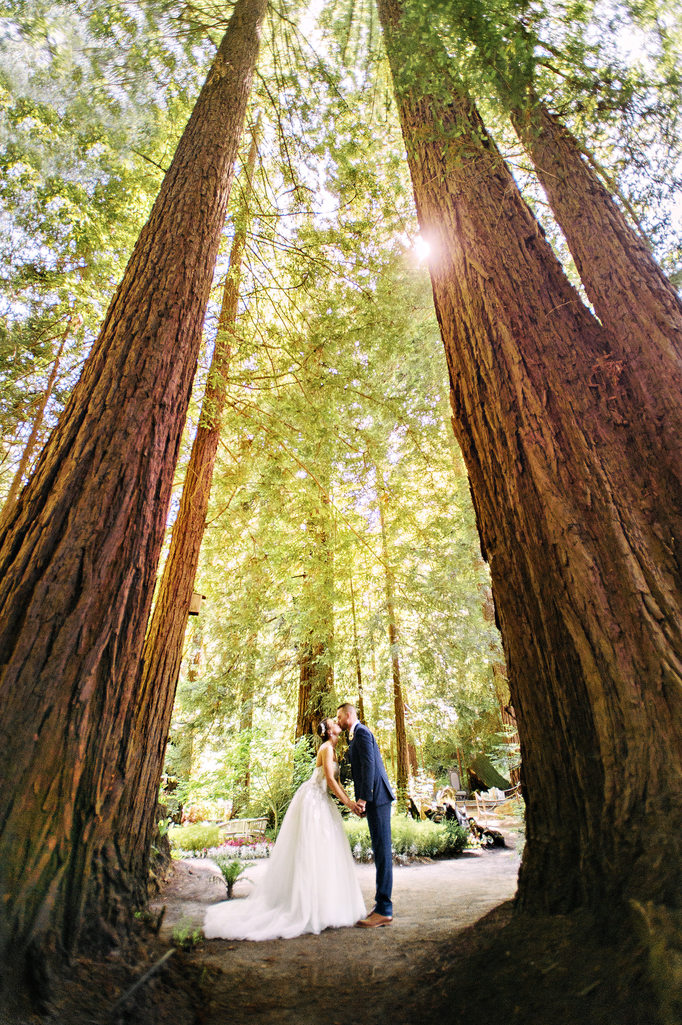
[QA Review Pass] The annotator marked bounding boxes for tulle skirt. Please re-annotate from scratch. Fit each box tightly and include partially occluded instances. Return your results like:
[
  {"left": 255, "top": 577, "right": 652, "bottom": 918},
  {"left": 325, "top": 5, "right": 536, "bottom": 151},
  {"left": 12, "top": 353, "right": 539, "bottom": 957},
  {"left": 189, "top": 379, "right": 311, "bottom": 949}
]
[{"left": 204, "top": 768, "right": 366, "bottom": 941}]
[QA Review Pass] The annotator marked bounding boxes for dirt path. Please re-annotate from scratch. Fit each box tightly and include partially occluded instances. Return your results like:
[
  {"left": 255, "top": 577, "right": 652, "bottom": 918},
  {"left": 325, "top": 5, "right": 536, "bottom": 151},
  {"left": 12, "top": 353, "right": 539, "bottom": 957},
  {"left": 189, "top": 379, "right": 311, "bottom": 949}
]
[
  {"left": 149, "top": 825, "right": 521, "bottom": 1025},
  {"left": 48, "top": 813, "right": 657, "bottom": 1025}
]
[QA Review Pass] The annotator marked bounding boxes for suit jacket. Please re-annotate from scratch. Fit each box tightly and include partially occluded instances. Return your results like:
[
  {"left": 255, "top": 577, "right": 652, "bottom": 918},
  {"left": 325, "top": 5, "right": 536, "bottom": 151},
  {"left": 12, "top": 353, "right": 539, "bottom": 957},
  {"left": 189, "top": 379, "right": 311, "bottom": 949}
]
[{"left": 348, "top": 722, "right": 395, "bottom": 806}]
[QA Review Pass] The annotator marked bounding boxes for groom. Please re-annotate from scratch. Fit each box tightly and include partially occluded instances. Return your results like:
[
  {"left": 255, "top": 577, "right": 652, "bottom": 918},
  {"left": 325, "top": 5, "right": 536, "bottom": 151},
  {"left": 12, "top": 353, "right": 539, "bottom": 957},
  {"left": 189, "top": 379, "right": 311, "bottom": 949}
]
[{"left": 337, "top": 702, "right": 395, "bottom": 927}]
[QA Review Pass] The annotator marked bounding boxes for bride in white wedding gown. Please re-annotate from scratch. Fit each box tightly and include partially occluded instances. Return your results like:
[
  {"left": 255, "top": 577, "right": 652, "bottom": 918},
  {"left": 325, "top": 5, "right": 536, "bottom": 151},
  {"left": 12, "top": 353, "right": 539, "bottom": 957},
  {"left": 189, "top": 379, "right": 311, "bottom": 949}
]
[{"left": 204, "top": 718, "right": 366, "bottom": 941}]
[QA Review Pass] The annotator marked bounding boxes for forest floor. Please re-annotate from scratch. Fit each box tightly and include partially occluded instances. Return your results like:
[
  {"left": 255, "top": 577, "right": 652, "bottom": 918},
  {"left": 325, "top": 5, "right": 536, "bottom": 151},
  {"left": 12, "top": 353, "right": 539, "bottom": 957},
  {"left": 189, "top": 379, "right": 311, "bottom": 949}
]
[{"left": 19, "top": 811, "right": 662, "bottom": 1025}]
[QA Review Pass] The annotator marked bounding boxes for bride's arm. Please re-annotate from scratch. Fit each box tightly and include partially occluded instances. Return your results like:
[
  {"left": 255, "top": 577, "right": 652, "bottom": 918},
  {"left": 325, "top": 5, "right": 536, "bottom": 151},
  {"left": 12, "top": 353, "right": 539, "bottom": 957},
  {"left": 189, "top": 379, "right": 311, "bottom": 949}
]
[{"left": 321, "top": 744, "right": 361, "bottom": 813}]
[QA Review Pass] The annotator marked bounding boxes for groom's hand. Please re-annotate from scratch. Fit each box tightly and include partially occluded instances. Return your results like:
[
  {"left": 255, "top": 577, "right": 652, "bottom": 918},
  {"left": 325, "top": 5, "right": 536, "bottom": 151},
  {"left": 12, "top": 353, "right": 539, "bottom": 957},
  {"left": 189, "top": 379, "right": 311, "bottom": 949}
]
[
  {"left": 356, "top": 799, "right": 366, "bottom": 816},
  {"left": 349, "top": 800, "right": 364, "bottom": 816}
]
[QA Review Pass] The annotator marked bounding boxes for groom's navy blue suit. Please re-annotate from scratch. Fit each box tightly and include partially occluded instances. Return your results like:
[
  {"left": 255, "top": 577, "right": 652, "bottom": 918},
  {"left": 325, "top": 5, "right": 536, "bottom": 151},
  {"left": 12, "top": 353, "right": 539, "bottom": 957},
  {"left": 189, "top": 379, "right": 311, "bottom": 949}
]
[{"left": 348, "top": 722, "right": 395, "bottom": 917}]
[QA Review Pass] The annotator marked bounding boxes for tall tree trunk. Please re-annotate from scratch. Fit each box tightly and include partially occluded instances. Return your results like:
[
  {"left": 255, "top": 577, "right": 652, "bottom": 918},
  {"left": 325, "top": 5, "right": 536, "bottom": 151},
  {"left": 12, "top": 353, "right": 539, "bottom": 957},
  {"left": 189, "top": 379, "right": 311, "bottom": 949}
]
[
  {"left": 0, "top": 0, "right": 267, "bottom": 991},
  {"left": 377, "top": 482, "right": 410, "bottom": 807},
  {"left": 296, "top": 458, "right": 335, "bottom": 738},
  {"left": 0, "top": 315, "right": 72, "bottom": 517},
  {"left": 377, "top": 0, "right": 682, "bottom": 916},
  {"left": 296, "top": 638, "right": 334, "bottom": 737},
  {"left": 511, "top": 100, "right": 682, "bottom": 478},
  {"left": 349, "top": 572, "right": 365, "bottom": 721},
  {"left": 114, "top": 118, "right": 261, "bottom": 904},
  {"left": 233, "top": 644, "right": 257, "bottom": 815}
]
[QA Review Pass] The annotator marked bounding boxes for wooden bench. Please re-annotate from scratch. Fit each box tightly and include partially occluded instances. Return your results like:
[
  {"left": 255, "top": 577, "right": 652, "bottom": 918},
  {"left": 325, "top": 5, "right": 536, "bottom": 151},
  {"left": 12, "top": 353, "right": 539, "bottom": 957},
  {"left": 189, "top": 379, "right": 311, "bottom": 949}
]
[{"left": 220, "top": 817, "right": 268, "bottom": 841}]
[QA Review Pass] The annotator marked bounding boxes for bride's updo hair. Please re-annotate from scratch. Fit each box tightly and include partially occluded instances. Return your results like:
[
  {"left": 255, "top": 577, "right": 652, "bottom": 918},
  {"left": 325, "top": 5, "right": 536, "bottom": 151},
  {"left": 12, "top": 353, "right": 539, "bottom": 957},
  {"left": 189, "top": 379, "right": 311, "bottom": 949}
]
[{"left": 317, "top": 717, "right": 333, "bottom": 741}]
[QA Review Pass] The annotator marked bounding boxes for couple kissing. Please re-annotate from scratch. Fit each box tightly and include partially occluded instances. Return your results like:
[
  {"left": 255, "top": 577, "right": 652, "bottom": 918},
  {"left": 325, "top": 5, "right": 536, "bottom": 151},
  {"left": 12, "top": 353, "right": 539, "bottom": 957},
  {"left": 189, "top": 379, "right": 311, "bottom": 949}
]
[{"left": 204, "top": 703, "right": 395, "bottom": 941}]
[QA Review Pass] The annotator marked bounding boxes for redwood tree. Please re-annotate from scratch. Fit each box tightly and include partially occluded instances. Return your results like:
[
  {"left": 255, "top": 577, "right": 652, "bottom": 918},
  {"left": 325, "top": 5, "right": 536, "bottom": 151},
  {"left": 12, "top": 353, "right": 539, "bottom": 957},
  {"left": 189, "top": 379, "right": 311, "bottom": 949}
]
[
  {"left": 0, "top": 0, "right": 267, "bottom": 991},
  {"left": 377, "top": 0, "right": 682, "bottom": 917},
  {"left": 296, "top": 480, "right": 336, "bottom": 738},
  {"left": 114, "top": 119, "right": 261, "bottom": 904},
  {"left": 437, "top": 0, "right": 682, "bottom": 471},
  {"left": 511, "top": 101, "right": 682, "bottom": 478}
]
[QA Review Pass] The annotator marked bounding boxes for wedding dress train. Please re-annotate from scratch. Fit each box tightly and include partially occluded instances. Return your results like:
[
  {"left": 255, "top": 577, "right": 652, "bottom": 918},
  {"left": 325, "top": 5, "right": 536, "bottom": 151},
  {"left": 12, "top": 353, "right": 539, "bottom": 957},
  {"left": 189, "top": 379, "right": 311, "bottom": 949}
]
[{"left": 204, "top": 765, "right": 366, "bottom": 940}]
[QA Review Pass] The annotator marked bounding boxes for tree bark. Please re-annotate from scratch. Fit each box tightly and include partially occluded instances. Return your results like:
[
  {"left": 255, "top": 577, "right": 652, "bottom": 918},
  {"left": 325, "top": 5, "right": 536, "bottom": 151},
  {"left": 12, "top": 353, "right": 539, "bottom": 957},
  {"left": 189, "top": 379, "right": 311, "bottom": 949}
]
[
  {"left": 378, "top": 482, "right": 410, "bottom": 807},
  {"left": 114, "top": 117, "right": 261, "bottom": 904},
  {"left": 0, "top": 0, "right": 267, "bottom": 988},
  {"left": 377, "top": 0, "right": 682, "bottom": 916},
  {"left": 296, "top": 639, "right": 334, "bottom": 738},
  {"left": 296, "top": 452, "right": 335, "bottom": 738},
  {"left": 511, "top": 100, "right": 682, "bottom": 480}
]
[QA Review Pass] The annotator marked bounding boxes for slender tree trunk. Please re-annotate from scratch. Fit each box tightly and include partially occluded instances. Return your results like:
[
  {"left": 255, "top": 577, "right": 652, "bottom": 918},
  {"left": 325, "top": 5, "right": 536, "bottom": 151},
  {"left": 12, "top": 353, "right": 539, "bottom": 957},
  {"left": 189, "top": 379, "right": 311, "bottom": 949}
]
[
  {"left": 296, "top": 465, "right": 335, "bottom": 738},
  {"left": 0, "top": 0, "right": 267, "bottom": 991},
  {"left": 377, "top": 0, "right": 682, "bottom": 916},
  {"left": 233, "top": 645, "right": 257, "bottom": 815},
  {"left": 1, "top": 315, "right": 72, "bottom": 516},
  {"left": 377, "top": 482, "right": 410, "bottom": 807},
  {"left": 511, "top": 101, "right": 682, "bottom": 478},
  {"left": 349, "top": 573, "right": 365, "bottom": 721},
  {"left": 114, "top": 118, "right": 261, "bottom": 903}
]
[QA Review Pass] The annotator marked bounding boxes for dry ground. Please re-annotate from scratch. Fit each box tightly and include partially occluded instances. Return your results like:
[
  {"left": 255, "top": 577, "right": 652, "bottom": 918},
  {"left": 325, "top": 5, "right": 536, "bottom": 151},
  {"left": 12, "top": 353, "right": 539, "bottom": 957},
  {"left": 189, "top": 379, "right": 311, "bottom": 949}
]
[{"left": 16, "top": 812, "right": 664, "bottom": 1025}]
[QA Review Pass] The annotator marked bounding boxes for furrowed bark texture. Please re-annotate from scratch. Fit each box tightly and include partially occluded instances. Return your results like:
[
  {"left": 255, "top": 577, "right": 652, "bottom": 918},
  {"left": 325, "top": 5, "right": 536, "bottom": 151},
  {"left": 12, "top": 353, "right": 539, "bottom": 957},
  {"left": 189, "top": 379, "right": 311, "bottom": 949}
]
[
  {"left": 378, "top": 0, "right": 682, "bottom": 914},
  {"left": 512, "top": 102, "right": 682, "bottom": 481},
  {"left": 114, "top": 120, "right": 261, "bottom": 904},
  {"left": 0, "top": 0, "right": 267, "bottom": 981}
]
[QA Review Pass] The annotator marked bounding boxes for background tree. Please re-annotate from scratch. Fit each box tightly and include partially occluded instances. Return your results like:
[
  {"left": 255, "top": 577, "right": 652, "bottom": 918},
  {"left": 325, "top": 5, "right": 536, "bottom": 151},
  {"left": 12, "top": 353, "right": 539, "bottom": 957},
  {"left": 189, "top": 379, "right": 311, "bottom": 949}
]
[
  {"left": 0, "top": 0, "right": 210, "bottom": 503},
  {"left": 0, "top": 0, "right": 267, "bottom": 990}
]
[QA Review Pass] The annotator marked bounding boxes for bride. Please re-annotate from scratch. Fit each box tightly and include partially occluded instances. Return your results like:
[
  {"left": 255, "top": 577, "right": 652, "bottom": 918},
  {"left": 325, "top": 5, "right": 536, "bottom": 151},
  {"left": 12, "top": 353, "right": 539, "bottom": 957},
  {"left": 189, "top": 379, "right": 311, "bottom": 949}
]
[{"left": 203, "top": 717, "right": 367, "bottom": 940}]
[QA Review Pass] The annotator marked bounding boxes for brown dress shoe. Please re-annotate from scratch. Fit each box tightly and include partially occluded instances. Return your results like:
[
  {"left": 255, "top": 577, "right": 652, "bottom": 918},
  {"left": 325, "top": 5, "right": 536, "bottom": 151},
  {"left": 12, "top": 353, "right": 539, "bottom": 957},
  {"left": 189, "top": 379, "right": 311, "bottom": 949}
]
[{"left": 355, "top": 911, "right": 393, "bottom": 928}]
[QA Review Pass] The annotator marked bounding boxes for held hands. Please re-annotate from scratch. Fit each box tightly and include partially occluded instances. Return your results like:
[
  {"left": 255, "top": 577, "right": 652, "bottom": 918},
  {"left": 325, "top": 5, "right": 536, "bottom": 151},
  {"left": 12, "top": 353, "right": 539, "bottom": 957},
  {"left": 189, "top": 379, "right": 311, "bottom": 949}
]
[{"left": 348, "top": 799, "right": 366, "bottom": 817}]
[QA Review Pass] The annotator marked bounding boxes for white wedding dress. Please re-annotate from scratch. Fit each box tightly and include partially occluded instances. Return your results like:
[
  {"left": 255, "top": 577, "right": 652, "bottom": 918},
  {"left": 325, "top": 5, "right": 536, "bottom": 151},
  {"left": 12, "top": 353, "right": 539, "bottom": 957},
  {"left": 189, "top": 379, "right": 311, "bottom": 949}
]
[{"left": 204, "top": 764, "right": 366, "bottom": 940}]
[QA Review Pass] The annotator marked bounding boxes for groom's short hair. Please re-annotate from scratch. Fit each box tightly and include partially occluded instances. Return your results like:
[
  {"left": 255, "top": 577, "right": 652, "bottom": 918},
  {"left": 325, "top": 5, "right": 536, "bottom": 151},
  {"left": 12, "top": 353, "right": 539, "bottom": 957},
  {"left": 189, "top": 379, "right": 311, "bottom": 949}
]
[{"left": 337, "top": 702, "right": 356, "bottom": 714}]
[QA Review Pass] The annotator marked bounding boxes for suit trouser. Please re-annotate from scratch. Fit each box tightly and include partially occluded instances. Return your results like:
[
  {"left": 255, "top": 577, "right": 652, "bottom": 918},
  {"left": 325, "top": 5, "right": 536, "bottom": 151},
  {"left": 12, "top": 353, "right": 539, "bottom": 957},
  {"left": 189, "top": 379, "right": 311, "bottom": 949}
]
[{"left": 366, "top": 800, "right": 393, "bottom": 916}]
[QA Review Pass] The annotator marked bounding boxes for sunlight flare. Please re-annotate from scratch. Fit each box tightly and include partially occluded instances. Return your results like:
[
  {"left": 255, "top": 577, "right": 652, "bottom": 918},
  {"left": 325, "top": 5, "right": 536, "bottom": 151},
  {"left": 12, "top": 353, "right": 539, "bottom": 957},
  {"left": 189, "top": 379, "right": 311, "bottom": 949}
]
[{"left": 414, "top": 234, "right": 432, "bottom": 263}]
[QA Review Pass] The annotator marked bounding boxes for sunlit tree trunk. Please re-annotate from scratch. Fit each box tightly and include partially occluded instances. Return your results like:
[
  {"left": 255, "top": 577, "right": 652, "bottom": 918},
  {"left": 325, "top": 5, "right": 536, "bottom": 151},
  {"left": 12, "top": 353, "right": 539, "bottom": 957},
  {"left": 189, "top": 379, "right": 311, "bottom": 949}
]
[
  {"left": 295, "top": 373, "right": 337, "bottom": 738},
  {"left": 0, "top": 0, "right": 267, "bottom": 993},
  {"left": 296, "top": 482, "right": 335, "bottom": 737},
  {"left": 233, "top": 645, "right": 257, "bottom": 815},
  {"left": 377, "top": 0, "right": 682, "bottom": 917},
  {"left": 114, "top": 118, "right": 261, "bottom": 905},
  {"left": 378, "top": 482, "right": 410, "bottom": 807},
  {"left": 512, "top": 100, "right": 682, "bottom": 480}
]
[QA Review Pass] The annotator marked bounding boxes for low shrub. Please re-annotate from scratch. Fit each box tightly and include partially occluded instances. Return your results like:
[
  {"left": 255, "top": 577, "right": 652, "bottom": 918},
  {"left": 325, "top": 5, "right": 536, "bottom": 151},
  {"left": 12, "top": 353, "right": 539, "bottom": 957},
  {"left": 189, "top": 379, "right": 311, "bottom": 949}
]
[
  {"left": 213, "top": 856, "right": 254, "bottom": 898},
  {"left": 344, "top": 814, "right": 468, "bottom": 862},
  {"left": 171, "top": 918, "right": 203, "bottom": 951},
  {"left": 168, "top": 822, "right": 221, "bottom": 852}
]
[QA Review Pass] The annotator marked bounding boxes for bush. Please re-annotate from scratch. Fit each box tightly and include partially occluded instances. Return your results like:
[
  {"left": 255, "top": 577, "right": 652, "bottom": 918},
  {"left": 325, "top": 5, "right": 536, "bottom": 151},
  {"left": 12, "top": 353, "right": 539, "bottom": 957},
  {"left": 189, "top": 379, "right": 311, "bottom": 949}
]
[
  {"left": 252, "top": 735, "right": 317, "bottom": 834},
  {"left": 168, "top": 822, "right": 221, "bottom": 852},
  {"left": 344, "top": 814, "right": 468, "bottom": 861}
]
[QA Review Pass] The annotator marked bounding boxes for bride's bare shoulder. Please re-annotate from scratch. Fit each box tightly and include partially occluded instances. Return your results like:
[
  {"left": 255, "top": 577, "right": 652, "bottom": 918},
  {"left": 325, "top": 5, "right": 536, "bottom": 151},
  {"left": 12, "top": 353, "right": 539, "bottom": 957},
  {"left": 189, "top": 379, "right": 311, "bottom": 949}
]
[
  {"left": 316, "top": 739, "right": 331, "bottom": 762},
  {"left": 317, "top": 740, "right": 335, "bottom": 765}
]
